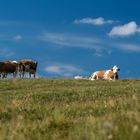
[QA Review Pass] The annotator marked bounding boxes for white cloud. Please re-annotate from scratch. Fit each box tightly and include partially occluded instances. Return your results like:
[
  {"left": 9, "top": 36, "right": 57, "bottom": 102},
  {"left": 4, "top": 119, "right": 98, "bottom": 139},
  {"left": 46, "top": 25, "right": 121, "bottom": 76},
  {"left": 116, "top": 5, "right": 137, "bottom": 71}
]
[
  {"left": 74, "top": 17, "right": 115, "bottom": 25},
  {"left": 13, "top": 35, "right": 23, "bottom": 41},
  {"left": 109, "top": 21, "right": 140, "bottom": 37},
  {"left": 0, "top": 20, "right": 20, "bottom": 26},
  {"left": 0, "top": 46, "right": 15, "bottom": 58},
  {"left": 45, "top": 63, "right": 84, "bottom": 77},
  {"left": 74, "top": 75, "right": 83, "bottom": 79},
  {"left": 39, "top": 30, "right": 140, "bottom": 57},
  {"left": 0, "top": 34, "right": 23, "bottom": 42},
  {"left": 40, "top": 32, "right": 101, "bottom": 50},
  {"left": 116, "top": 43, "right": 140, "bottom": 52}
]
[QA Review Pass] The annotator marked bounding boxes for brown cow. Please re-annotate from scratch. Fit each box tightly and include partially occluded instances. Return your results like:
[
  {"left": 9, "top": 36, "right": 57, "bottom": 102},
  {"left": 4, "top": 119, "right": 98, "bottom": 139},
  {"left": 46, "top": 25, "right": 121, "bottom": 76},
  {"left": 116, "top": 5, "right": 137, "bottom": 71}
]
[
  {"left": 0, "top": 61, "right": 18, "bottom": 78},
  {"left": 18, "top": 59, "right": 38, "bottom": 78},
  {"left": 89, "top": 65, "right": 120, "bottom": 81}
]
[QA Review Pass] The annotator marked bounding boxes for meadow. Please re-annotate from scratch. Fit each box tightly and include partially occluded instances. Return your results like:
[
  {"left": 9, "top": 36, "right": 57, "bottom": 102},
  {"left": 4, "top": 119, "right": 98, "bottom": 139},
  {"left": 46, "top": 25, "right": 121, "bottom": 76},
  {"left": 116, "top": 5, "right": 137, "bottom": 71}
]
[{"left": 0, "top": 78, "right": 140, "bottom": 140}]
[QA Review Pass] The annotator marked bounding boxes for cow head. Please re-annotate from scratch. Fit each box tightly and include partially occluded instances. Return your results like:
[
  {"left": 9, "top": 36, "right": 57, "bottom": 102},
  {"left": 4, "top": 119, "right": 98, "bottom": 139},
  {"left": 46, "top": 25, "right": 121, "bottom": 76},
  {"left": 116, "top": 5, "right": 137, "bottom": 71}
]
[{"left": 111, "top": 65, "right": 120, "bottom": 74}]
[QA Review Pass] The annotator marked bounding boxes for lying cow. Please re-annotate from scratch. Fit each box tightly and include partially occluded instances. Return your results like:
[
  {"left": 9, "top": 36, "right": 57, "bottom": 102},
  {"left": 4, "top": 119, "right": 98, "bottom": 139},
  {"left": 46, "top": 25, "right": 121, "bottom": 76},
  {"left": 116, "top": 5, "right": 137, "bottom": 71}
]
[
  {"left": 89, "top": 65, "right": 120, "bottom": 81},
  {"left": 0, "top": 61, "right": 18, "bottom": 78},
  {"left": 18, "top": 59, "right": 38, "bottom": 78}
]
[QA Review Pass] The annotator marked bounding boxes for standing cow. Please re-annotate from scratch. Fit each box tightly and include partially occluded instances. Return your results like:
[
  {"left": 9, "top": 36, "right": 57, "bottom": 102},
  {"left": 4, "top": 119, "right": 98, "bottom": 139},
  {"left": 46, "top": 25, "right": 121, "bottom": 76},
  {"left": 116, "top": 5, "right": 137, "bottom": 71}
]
[
  {"left": 0, "top": 61, "right": 18, "bottom": 78},
  {"left": 18, "top": 59, "right": 38, "bottom": 78}
]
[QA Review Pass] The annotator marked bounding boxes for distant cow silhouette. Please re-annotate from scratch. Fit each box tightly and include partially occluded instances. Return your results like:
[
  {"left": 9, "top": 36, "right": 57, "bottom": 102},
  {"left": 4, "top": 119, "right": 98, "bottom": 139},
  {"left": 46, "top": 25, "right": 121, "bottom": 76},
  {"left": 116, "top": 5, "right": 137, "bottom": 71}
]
[
  {"left": 0, "top": 61, "right": 18, "bottom": 78},
  {"left": 18, "top": 59, "right": 38, "bottom": 78}
]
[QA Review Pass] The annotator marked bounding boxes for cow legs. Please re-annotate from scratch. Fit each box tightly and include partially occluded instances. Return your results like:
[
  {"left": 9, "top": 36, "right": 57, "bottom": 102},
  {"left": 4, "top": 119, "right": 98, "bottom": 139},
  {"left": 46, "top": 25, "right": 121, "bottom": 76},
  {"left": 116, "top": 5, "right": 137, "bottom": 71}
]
[
  {"left": 33, "top": 73, "right": 36, "bottom": 78},
  {"left": 29, "top": 72, "right": 36, "bottom": 78},
  {"left": 19, "top": 71, "right": 25, "bottom": 78},
  {"left": 2, "top": 73, "right": 7, "bottom": 79},
  {"left": 89, "top": 73, "right": 96, "bottom": 80},
  {"left": 13, "top": 72, "right": 17, "bottom": 78},
  {"left": 22, "top": 72, "right": 25, "bottom": 78},
  {"left": 29, "top": 73, "right": 31, "bottom": 78},
  {"left": 19, "top": 72, "right": 22, "bottom": 78}
]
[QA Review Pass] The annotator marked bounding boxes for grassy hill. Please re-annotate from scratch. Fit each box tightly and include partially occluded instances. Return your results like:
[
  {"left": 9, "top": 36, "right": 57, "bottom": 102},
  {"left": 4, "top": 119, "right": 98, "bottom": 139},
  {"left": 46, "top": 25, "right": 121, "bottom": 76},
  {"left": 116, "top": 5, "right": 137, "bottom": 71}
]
[{"left": 0, "top": 78, "right": 140, "bottom": 140}]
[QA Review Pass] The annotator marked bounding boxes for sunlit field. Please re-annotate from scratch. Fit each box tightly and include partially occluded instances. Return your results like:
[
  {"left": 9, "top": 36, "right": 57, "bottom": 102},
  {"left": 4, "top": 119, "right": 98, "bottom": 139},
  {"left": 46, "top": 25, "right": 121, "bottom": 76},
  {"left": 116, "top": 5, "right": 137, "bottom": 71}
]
[{"left": 0, "top": 78, "right": 140, "bottom": 140}]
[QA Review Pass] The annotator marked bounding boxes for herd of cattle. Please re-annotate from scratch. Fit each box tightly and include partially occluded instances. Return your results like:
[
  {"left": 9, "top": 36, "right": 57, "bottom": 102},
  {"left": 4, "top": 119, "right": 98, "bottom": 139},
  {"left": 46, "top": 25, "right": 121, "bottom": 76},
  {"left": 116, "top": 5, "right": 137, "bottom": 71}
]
[
  {"left": 0, "top": 59, "right": 38, "bottom": 79},
  {"left": 0, "top": 60, "right": 120, "bottom": 81}
]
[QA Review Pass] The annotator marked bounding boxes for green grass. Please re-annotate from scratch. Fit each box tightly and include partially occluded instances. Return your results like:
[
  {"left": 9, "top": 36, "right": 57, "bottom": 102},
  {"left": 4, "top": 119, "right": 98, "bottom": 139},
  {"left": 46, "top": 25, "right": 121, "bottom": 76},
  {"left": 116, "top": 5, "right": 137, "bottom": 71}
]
[{"left": 0, "top": 78, "right": 140, "bottom": 140}]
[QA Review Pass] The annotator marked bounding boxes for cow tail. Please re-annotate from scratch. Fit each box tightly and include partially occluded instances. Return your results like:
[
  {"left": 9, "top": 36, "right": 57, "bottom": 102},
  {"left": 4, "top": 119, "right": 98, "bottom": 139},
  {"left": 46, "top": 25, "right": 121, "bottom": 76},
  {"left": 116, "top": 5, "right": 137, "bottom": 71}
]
[{"left": 35, "top": 61, "right": 38, "bottom": 71}]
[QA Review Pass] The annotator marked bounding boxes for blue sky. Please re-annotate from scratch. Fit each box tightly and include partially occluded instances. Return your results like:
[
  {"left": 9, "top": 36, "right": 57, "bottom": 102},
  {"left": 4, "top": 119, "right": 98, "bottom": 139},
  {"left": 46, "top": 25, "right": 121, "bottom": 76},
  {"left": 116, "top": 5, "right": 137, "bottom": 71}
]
[{"left": 0, "top": 0, "right": 140, "bottom": 78}]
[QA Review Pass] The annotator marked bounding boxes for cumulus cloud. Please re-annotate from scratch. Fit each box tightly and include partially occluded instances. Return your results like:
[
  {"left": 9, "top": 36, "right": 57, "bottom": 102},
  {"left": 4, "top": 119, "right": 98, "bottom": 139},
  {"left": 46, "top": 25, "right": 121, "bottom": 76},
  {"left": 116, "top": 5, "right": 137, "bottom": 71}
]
[
  {"left": 109, "top": 21, "right": 140, "bottom": 37},
  {"left": 74, "top": 17, "right": 115, "bottom": 25},
  {"left": 45, "top": 63, "right": 84, "bottom": 77}
]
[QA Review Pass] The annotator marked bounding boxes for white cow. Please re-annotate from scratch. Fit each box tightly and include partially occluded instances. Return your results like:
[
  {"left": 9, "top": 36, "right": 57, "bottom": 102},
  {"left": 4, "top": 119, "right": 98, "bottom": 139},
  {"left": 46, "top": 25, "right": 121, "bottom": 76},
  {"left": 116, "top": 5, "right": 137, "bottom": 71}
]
[{"left": 89, "top": 65, "right": 120, "bottom": 80}]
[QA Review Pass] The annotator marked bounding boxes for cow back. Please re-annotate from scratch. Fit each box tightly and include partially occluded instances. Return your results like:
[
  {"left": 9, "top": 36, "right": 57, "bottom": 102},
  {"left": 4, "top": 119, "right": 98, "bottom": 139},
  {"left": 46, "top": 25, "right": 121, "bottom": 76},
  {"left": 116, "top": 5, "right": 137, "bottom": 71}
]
[{"left": 0, "top": 61, "right": 18, "bottom": 73}]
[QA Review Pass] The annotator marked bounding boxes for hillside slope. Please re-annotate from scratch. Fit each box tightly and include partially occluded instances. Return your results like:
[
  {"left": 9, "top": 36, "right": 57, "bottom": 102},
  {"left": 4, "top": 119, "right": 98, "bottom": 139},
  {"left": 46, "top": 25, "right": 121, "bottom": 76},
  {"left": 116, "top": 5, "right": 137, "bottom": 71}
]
[{"left": 0, "top": 78, "right": 140, "bottom": 140}]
